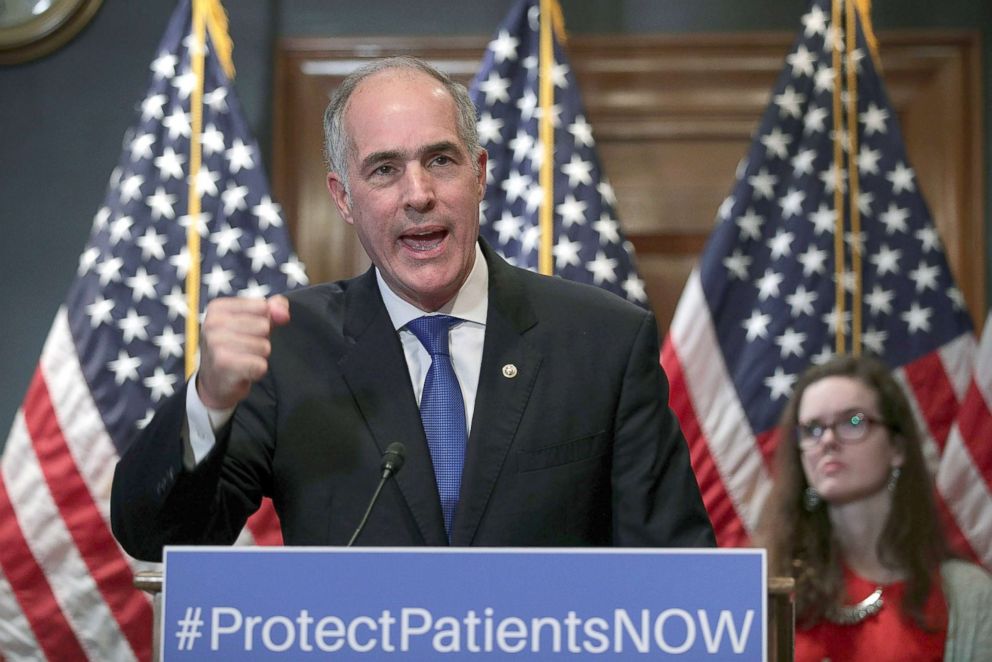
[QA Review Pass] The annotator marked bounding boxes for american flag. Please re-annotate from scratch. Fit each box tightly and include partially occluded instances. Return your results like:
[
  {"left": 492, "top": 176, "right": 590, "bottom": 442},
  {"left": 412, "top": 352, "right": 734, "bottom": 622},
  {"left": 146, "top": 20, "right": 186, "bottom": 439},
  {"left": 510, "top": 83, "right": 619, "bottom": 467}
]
[
  {"left": 0, "top": 1, "right": 305, "bottom": 658},
  {"left": 941, "top": 312, "right": 992, "bottom": 566},
  {"left": 661, "top": 0, "right": 990, "bottom": 565},
  {"left": 468, "top": 0, "right": 647, "bottom": 306}
]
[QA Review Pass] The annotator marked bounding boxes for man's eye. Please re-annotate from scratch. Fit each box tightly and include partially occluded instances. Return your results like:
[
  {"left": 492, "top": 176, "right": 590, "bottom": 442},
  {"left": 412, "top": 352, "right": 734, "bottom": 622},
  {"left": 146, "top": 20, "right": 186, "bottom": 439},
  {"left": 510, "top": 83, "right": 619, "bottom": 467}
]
[{"left": 430, "top": 155, "right": 453, "bottom": 166}]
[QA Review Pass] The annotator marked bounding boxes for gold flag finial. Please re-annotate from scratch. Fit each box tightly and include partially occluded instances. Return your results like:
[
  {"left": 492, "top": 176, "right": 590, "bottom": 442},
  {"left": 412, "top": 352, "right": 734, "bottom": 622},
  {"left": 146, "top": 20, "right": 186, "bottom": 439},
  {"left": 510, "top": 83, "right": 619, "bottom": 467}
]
[
  {"left": 550, "top": 0, "right": 567, "bottom": 44},
  {"left": 204, "top": 0, "right": 235, "bottom": 79},
  {"left": 853, "top": 0, "right": 881, "bottom": 68}
]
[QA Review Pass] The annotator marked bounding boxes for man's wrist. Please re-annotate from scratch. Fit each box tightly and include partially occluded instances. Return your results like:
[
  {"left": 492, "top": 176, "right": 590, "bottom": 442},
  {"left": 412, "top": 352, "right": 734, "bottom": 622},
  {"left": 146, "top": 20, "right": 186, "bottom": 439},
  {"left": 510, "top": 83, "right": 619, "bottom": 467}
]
[{"left": 186, "top": 372, "right": 235, "bottom": 465}]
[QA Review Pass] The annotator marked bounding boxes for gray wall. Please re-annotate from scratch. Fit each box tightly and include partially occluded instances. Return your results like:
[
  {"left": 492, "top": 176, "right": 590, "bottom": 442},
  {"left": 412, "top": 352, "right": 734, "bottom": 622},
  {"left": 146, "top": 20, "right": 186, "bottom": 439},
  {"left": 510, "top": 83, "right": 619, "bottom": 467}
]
[{"left": 1, "top": 0, "right": 989, "bottom": 444}]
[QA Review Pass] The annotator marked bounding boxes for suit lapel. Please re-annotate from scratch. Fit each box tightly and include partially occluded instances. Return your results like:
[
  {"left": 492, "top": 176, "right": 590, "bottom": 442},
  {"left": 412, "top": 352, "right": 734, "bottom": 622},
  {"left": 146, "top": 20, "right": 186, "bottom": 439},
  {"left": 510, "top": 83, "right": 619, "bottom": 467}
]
[
  {"left": 452, "top": 244, "right": 541, "bottom": 545},
  {"left": 337, "top": 270, "right": 448, "bottom": 545}
]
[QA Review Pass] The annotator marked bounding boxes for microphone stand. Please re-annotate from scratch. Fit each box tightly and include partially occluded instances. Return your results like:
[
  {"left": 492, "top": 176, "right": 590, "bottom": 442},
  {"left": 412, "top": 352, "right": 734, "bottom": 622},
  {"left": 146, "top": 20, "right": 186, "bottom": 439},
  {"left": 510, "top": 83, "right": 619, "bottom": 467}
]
[{"left": 346, "top": 442, "right": 406, "bottom": 547}]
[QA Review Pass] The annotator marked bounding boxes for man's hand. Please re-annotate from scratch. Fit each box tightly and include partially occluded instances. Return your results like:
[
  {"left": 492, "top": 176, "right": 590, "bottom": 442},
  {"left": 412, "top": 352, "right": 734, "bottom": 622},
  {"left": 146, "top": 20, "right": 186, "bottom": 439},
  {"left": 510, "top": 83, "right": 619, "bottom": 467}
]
[{"left": 196, "top": 295, "right": 291, "bottom": 410}]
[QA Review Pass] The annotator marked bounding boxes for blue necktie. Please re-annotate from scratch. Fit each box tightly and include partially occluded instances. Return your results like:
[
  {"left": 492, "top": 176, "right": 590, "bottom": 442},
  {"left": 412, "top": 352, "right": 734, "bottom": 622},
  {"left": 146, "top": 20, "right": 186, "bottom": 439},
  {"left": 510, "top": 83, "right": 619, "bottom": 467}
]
[{"left": 406, "top": 315, "right": 466, "bottom": 537}]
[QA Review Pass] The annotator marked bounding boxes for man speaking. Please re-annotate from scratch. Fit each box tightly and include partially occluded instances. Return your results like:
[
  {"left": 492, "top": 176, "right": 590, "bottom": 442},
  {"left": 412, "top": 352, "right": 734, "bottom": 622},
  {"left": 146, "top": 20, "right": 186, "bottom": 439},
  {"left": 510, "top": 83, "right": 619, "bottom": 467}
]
[{"left": 111, "top": 57, "right": 714, "bottom": 560}]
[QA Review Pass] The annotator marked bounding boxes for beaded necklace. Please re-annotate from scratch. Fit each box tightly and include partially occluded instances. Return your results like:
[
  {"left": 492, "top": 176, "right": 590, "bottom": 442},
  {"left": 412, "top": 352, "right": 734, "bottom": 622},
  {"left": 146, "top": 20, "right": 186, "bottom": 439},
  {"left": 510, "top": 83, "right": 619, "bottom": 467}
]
[{"left": 825, "top": 587, "right": 884, "bottom": 625}]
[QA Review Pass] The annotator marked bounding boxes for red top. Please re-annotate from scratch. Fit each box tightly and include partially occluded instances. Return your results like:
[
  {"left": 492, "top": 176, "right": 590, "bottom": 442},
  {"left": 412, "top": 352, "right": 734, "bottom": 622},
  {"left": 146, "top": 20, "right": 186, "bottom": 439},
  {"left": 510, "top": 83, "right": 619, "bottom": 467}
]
[{"left": 795, "top": 567, "right": 947, "bottom": 662}]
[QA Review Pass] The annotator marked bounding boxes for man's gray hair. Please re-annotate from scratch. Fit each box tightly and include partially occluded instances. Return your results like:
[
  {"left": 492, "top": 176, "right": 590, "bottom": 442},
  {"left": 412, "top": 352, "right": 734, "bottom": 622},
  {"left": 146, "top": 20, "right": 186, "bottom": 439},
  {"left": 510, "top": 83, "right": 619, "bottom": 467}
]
[{"left": 322, "top": 56, "right": 482, "bottom": 195}]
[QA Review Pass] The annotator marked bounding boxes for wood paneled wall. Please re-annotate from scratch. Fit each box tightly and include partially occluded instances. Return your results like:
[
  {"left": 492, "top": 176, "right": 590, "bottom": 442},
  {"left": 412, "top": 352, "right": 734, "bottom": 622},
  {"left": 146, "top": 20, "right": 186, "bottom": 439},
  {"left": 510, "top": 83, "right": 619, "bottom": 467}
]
[{"left": 272, "top": 32, "right": 984, "bottom": 335}]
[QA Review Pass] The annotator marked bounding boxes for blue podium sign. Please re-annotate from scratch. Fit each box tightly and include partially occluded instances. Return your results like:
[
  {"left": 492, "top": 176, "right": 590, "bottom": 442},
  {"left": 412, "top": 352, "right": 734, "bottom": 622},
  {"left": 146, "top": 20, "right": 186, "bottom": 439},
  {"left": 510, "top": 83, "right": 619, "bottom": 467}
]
[{"left": 162, "top": 547, "right": 765, "bottom": 660}]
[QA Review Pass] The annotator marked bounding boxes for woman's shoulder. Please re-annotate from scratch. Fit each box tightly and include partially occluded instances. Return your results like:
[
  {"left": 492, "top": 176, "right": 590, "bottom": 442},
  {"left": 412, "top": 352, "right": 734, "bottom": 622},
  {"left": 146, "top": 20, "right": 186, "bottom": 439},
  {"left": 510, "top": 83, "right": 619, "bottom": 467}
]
[
  {"left": 940, "top": 558, "right": 992, "bottom": 602},
  {"left": 940, "top": 559, "right": 992, "bottom": 660},
  {"left": 941, "top": 559, "right": 991, "bottom": 583}
]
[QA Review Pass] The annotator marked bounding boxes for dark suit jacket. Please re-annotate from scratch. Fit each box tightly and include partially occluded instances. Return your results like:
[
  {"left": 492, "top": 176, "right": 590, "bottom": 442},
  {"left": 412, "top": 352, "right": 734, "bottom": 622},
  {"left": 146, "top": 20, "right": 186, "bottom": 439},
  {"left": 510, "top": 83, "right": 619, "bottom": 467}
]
[{"left": 111, "top": 242, "right": 714, "bottom": 561}]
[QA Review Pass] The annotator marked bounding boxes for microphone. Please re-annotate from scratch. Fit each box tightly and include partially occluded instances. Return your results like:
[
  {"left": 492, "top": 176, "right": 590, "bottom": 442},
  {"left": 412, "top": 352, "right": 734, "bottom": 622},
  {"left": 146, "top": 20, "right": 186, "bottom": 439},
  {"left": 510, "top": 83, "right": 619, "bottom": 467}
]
[
  {"left": 346, "top": 442, "right": 406, "bottom": 547},
  {"left": 380, "top": 442, "right": 406, "bottom": 479}
]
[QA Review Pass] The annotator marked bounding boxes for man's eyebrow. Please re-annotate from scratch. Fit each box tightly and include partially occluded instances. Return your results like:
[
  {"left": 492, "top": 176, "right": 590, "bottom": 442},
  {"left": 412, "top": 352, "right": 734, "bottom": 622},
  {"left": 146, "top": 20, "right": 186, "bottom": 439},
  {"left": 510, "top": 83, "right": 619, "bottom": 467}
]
[
  {"left": 359, "top": 141, "right": 463, "bottom": 173},
  {"left": 420, "top": 140, "right": 461, "bottom": 157},
  {"left": 360, "top": 149, "right": 403, "bottom": 173}
]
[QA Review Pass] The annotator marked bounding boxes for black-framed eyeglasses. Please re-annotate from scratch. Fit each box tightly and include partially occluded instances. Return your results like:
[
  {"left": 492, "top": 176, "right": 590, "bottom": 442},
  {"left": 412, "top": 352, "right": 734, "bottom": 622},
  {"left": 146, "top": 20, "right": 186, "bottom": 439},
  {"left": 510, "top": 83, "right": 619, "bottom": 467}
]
[{"left": 796, "top": 410, "right": 886, "bottom": 450}]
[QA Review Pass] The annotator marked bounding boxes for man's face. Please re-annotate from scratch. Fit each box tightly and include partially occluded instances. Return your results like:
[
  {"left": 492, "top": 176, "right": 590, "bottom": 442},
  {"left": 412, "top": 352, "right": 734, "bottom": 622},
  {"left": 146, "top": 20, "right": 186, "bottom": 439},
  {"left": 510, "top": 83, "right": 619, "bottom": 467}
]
[{"left": 326, "top": 69, "right": 487, "bottom": 312}]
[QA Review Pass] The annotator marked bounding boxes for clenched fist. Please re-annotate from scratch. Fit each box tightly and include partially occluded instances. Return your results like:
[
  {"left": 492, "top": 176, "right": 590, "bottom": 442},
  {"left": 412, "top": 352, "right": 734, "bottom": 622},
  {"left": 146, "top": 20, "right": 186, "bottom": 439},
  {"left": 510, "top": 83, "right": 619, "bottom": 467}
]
[{"left": 196, "top": 295, "right": 291, "bottom": 410}]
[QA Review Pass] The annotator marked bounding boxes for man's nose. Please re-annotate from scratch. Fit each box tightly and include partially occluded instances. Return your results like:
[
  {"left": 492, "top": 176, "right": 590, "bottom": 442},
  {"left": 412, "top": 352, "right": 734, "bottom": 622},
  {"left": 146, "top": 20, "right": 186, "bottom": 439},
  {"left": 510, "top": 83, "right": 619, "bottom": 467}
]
[{"left": 403, "top": 165, "right": 436, "bottom": 212}]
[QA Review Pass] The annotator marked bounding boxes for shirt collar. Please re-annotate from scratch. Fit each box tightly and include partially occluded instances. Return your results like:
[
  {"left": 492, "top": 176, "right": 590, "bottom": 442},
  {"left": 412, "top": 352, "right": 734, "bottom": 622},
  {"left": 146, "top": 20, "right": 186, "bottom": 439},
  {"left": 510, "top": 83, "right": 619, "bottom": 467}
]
[{"left": 376, "top": 242, "right": 488, "bottom": 331}]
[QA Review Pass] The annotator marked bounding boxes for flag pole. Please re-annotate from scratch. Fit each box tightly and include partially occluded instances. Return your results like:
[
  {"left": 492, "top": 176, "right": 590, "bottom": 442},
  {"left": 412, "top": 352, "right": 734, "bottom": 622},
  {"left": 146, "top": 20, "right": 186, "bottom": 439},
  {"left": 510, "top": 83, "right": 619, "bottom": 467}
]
[
  {"left": 205, "top": 0, "right": 235, "bottom": 79},
  {"left": 853, "top": 0, "right": 881, "bottom": 69},
  {"left": 181, "top": 0, "right": 235, "bottom": 377},
  {"left": 845, "top": 0, "right": 863, "bottom": 355},
  {"left": 537, "top": 0, "right": 555, "bottom": 275},
  {"left": 830, "top": 0, "right": 847, "bottom": 354},
  {"left": 184, "top": 0, "right": 207, "bottom": 377}
]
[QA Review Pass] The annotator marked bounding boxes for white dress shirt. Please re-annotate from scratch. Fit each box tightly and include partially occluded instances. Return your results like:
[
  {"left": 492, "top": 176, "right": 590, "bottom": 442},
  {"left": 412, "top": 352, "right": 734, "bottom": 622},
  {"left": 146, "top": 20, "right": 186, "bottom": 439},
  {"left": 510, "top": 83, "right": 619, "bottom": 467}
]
[{"left": 186, "top": 244, "right": 489, "bottom": 464}]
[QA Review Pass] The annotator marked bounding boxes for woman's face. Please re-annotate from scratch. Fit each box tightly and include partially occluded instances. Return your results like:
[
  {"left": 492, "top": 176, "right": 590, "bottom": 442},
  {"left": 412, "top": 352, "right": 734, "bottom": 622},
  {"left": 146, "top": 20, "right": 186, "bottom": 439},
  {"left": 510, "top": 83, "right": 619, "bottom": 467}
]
[{"left": 797, "top": 376, "right": 904, "bottom": 505}]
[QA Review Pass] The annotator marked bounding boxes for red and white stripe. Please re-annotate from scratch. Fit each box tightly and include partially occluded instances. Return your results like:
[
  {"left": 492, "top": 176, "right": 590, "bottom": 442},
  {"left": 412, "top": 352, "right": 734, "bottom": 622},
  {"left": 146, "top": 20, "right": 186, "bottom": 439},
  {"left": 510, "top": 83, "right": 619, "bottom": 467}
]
[
  {"left": 663, "top": 271, "right": 771, "bottom": 547},
  {"left": 938, "top": 315, "right": 992, "bottom": 567},
  {"left": 0, "top": 310, "right": 150, "bottom": 660},
  {"left": 0, "top": 309, "right": 283, "bottom": 660},
  {"left": 894, "top": 332, "right": 987, "bottom": 564}
]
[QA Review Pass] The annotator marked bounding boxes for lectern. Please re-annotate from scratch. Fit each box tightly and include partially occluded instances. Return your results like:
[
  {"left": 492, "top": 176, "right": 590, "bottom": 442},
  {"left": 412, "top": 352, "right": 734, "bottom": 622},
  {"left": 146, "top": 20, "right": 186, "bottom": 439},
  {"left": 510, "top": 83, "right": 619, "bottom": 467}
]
[{"left": 137, "top": 548, "right": 794, "bottom": 661}]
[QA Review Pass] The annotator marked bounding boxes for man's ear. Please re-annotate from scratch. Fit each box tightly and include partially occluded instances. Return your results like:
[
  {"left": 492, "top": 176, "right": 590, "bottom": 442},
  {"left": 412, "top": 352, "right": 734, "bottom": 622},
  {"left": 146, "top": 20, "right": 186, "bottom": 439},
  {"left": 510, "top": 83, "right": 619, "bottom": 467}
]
[
  {"left": 326, "top": 172, "right": 354, "bottom": 225},
  {"left": 476, "top": 149, "right": 488, "bottom": 200}
]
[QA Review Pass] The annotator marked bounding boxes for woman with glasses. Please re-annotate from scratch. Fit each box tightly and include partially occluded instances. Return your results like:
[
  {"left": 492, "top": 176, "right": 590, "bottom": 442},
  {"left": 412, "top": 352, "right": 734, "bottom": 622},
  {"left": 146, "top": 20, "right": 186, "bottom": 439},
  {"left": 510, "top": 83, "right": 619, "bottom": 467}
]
[{"left": 756, "top": 354, "right": 991, "bottom": 661}]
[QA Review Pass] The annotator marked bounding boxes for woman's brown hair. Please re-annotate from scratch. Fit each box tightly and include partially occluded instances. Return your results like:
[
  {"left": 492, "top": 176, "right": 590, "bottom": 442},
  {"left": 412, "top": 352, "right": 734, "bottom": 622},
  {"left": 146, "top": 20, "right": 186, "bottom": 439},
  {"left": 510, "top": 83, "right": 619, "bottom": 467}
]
[{"left": 755, "top": 354, "right": 946, "bottom": 627}]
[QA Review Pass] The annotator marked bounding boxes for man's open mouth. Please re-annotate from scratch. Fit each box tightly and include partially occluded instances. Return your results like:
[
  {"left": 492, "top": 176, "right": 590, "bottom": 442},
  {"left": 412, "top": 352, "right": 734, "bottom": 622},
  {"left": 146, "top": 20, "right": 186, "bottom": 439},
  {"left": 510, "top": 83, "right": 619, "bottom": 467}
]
[{"left": 401, "top": 229, "right": 447, "bottom": 252}]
